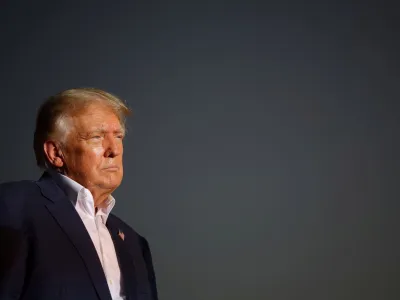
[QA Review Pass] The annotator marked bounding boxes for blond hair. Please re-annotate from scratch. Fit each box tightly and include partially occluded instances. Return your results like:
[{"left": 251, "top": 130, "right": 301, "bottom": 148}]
[{"left": 33, "top": 87, "right": 132, "bottom": 169}]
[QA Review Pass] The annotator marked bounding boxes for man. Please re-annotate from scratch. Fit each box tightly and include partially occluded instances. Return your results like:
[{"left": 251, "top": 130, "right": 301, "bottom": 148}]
[{"left": 0, "top": 88, "right": 158, "bottom": 300}]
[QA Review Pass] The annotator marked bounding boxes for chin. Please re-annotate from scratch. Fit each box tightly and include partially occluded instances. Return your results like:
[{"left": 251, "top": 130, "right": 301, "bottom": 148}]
[{"left": 100, "top": 175, "right": 122, "bottom": 190}]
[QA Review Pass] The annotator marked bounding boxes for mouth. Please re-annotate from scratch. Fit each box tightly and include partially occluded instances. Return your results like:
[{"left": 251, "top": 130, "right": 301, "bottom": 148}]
[{"left": 102, "top": 166, "right": 120, "bottom": 171}]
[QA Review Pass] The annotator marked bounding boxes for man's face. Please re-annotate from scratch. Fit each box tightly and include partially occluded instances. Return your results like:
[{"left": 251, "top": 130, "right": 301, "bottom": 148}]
[{"left": 60, "top": 102, "right": 124, "bottom": 194}]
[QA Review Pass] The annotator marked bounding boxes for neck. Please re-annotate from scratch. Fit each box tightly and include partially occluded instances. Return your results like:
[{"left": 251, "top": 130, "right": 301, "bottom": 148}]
[
  {"left": 90, "top": 188, "right": 112, "bottom": 209},
  {"left": 54, "top": 170, "right": 115, "bottom": 208}
]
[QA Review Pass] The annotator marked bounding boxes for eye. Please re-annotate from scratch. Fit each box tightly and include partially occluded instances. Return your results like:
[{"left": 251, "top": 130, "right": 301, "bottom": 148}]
[{"left": 92, "top": 135, "right": 102, "bottom": 139}]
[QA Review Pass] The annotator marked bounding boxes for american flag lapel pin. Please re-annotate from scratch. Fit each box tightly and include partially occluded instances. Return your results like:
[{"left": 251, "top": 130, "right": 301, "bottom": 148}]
[{"left": 118, "top": 229, "right": 125, "bottom": 241}]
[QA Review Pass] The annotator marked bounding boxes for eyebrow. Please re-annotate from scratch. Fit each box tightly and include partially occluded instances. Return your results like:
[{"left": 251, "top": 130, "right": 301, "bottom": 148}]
[{"left": 85, "top": 128, "right": 125, "bottom": 135}]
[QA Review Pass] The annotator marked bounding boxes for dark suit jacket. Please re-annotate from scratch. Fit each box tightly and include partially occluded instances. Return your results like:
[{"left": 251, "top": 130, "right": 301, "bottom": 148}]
[{"left": 0, "top": 172, "right": 158, "bottom": 300}]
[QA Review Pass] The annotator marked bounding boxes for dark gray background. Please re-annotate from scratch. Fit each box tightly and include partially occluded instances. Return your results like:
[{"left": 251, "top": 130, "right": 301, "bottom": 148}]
[{"left": 1, "top": 1, "right": 399, "bottom": 299}]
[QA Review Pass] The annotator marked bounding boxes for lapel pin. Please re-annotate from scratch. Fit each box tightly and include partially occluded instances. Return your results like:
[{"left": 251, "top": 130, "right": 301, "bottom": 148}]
[{"left": 118, "top": 229, "right": 125, "bottom": 241}]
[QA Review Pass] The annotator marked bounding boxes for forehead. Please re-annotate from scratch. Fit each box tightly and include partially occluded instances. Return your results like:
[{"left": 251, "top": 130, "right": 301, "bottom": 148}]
[{"left": 70, "top": 103, "right": 123, "bottom": 131}]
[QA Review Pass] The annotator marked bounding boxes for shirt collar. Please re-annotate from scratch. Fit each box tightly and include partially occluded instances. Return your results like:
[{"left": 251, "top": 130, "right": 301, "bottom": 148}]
[{"left": 49, "top": 170, "right": 115, "bottom": 222}]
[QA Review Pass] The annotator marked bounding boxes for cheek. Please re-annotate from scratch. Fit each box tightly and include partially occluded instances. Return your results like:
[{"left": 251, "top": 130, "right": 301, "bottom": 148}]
[{"left": 92, "top": 146, "right": 105, "bottom": 157}]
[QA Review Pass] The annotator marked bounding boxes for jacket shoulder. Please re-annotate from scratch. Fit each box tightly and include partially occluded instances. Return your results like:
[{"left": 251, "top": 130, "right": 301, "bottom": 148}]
[
  {"left": 0, "top": 180, "right": 39, "bottom": 198},
  {"left": 0, "top": 180, "right": 40, "bottom": 212}
]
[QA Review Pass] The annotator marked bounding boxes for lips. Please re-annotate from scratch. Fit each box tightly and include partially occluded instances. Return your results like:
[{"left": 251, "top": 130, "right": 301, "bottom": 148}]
[{"left": 102, "top": 165, "right": 120, "bottom": 171}]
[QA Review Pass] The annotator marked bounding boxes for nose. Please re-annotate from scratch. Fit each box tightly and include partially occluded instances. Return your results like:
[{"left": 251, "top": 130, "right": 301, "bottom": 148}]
[{"left": 104, "top": 136, "right": 122, "bottom": 158}]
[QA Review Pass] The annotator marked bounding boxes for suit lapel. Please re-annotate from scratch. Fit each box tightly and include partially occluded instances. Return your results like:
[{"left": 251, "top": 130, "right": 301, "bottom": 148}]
[
  {"left": 107, "top": 217, "right": 152, "bottom": 300},
  {"left": 106, "top": 217, "right": 137, "bottom": 300},
  {"left": 36, "top": 172, "right": 112, "bottom": 300}
]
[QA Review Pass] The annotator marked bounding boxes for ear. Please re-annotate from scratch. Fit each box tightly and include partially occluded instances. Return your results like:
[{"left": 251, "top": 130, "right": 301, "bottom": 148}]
[{"left": 43, "top": 141, "right": 65, "bottom": 168}]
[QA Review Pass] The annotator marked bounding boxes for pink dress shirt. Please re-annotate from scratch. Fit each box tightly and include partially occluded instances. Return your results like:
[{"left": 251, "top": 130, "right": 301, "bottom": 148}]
[{"left": 58, "top": 173, "right": 125, "bottom": 300}]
